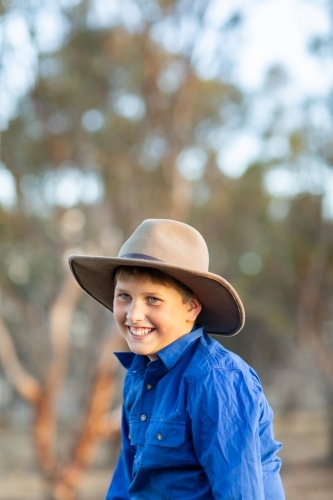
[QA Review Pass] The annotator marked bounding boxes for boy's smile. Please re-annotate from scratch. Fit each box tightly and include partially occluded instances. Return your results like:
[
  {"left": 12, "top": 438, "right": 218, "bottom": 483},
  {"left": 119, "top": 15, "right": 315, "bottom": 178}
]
[{"left": 113, "top": 276, "right": 202, "bottom": 360}]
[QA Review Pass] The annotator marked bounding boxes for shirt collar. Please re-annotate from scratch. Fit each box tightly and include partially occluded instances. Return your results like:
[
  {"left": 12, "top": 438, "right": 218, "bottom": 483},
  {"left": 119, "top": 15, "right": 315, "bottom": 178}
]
[
  {"left": 114, "top": 351, "right": 148, "bottom": 371},
  {"left": 114, "top": 324, "right": 204, "bottom": 372},
  {"left": 157, "top": 324, "right": 203, "bottom": 370}
]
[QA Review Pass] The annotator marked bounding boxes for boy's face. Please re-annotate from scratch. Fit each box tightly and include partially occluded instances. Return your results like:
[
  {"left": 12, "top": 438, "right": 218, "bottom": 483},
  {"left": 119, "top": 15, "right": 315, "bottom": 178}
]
[{"left": 113, "top": 275, "right": 202, "bottom": 360}]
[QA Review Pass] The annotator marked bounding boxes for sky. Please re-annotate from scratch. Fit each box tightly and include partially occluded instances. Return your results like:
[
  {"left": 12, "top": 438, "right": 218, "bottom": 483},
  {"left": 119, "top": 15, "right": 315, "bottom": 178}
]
[
  {"left": 0, "top": 0, "right": 332, "bottom": 213},
  {"left": 233, "top": 0, "right": 331, "bottom": 95}
]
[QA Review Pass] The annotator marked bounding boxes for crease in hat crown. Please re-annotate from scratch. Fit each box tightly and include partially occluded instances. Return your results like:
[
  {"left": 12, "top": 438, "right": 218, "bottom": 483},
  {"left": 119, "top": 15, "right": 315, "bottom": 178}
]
[{"left": 118, "top": 219, "right": 209, "bottom": 272}]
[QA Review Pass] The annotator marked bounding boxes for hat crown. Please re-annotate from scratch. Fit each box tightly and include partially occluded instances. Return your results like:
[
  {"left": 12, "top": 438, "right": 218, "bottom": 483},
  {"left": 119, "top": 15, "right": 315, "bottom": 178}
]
[{"left": 118, "top": 219, "right": 209, "bottom": 272}]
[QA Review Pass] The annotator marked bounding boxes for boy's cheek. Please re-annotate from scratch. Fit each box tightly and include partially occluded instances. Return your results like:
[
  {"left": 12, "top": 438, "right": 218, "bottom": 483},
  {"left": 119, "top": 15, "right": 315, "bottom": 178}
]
[{"left": 113, "top": 304, "right": 124, "bottom": 324}]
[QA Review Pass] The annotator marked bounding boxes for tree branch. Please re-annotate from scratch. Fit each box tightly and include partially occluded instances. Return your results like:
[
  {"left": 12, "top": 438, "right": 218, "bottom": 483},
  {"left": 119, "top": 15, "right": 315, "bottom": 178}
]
[
  {"left": 33, "top": 269, "right": 83, "bottom": 478},
  {"left": 51, "top": 333, "right": 124, "bottom": 500},
  {"left": 0, "top": 315, "right": 42, "bottom": 404},
  {"left": 47, "top": 269, "right": 83, "bottom": 396}
]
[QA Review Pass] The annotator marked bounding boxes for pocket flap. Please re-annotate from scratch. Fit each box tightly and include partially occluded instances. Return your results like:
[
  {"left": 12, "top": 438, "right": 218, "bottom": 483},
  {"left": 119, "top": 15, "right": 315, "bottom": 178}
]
[{"left": 146, "top": 419, "right": 185, "bottom": 447}]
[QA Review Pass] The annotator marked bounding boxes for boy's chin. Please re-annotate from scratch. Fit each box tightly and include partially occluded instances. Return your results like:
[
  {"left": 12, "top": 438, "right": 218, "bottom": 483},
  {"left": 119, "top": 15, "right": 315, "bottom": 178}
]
[{"left": 127, "top": 344, "right": 158, "bottom": 360}]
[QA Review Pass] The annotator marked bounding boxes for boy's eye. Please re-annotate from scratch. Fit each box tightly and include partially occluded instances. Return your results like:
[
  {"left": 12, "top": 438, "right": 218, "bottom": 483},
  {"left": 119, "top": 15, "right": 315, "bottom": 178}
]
[
  {"left": 147, "top": 296, "right": 160, "bottom": 303},
  {"left": 118, "top": 293, "right": 131, "bottom": 300}
]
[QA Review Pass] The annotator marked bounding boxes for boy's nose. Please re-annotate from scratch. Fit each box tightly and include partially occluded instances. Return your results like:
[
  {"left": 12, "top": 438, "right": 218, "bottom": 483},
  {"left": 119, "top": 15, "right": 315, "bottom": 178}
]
[{"left": 126, "top": 301, "right": 145, "bottom": 323}]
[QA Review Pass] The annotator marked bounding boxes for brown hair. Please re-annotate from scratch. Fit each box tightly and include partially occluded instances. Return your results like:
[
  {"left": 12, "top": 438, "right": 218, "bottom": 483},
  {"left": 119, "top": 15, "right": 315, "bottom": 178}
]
[{"left": 113, "top": 266, "right": 193, "bottom": 303}]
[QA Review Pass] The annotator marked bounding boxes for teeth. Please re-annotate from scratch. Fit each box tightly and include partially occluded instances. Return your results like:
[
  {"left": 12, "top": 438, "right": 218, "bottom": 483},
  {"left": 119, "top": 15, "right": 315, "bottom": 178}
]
[{"left": 129, "top": 327, "right": 153, "bottom": 336}]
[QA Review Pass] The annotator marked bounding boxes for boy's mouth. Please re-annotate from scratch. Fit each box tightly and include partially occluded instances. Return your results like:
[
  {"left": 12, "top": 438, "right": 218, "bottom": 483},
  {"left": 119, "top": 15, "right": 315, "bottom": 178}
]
[{"left": 128, "top": 326, "right": 155, "bottom": 337}]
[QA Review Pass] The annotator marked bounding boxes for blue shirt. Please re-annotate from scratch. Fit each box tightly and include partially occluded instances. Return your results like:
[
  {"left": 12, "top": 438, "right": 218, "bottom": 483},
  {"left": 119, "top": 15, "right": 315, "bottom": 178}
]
[{"left": 106, "top": 326, "right": 285, "bottom": 500}]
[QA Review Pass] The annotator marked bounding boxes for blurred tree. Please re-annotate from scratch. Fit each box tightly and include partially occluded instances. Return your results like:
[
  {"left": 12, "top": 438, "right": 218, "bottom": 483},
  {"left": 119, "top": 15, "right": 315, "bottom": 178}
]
[
  {"left": 1, "top": 0, "right": 333, "bottom": 496},
  {"left": 0, "top": 0, "right": 249, "bottom": 498}
]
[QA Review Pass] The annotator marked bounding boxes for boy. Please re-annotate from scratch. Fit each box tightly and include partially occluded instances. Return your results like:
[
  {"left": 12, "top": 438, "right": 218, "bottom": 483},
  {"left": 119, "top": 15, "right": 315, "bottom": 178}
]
[{"left": 69, "top": 219, "right": 285, "bottom": 499}]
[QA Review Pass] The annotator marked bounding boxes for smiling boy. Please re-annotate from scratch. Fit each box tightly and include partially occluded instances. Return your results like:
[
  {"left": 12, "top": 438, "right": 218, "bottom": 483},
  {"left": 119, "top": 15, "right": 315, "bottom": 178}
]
[
  {"left": 69, "top": 219, "right": 285, "bottom": 500},
  {"left": 113, "top": 266, "right": 202, "bottom": 359}
]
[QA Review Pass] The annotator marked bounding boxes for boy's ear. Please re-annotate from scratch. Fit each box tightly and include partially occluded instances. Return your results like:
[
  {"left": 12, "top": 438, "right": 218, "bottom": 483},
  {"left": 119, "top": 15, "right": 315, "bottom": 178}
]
[{"left": 187, "top": 294, "right": 202, "bottom": 321}]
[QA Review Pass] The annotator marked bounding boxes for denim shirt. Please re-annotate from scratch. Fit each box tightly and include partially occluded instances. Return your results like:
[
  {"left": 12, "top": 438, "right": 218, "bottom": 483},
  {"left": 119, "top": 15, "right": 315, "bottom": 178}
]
[{"left": 106, "top": 326, "right": 285, "bottom": 500}]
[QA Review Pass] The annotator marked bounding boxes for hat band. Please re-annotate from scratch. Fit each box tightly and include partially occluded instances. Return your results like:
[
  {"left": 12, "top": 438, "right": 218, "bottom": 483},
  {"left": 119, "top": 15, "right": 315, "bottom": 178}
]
[{"left": 121, "top": 253, "right": 163, "bottom": 262}]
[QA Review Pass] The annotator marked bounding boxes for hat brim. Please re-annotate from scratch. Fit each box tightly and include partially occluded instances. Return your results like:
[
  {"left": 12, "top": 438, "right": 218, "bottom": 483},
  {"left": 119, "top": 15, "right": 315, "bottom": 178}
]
[{"left": 69, "top": 255, "right": 245, "bottom": 336}]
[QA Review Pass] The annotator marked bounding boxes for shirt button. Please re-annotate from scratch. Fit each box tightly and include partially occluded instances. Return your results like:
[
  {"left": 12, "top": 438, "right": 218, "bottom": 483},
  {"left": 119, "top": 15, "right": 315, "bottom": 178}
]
[
  {"left": 140, "top": 414, "right": 147, "bottom": 422},
  {"left": 128, "top": 433, "right": 131, "bottom": 440},
  {"left": 146, "top": 384, "right": 153, "bottom": 390},
  {"left": 156, "top": 433, "right": 163, "bottom": 441}
]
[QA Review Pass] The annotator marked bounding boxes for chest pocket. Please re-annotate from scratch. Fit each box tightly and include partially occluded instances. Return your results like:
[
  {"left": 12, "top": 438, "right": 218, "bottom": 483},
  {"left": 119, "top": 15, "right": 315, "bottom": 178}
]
[
  {"left": 143, "top": 419, "right": 195, "bottom": 468},
  {"left": 146, "top": 419, "right": 185, "bottom": 447},
  {"left": 129, "top": 418, "right": 186, "bottom": 448}
]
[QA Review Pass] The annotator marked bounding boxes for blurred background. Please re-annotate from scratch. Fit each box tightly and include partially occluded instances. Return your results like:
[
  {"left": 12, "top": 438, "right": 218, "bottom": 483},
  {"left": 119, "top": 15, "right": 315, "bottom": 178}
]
[{"left": 0, "top": 0, "right": 333, "bottom": 498}]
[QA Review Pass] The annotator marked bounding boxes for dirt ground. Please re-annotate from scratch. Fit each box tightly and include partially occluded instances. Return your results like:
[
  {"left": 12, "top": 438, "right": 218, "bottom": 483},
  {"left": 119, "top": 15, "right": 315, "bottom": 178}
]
[{"left": 0, "top": 411, "right": 332, "bottom": 499}]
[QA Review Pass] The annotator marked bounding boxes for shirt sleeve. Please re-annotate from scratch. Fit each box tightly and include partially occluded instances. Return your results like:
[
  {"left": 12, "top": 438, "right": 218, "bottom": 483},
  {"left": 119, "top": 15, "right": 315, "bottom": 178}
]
[
  {"left": 105, "top": 406, "right": 135, "bottom": 500},
  {"left": 260, "top": 397, "right": 286, "bottom": 500},
  {"left": 186, "top": 368, "right": 285, "bottom": 500}
]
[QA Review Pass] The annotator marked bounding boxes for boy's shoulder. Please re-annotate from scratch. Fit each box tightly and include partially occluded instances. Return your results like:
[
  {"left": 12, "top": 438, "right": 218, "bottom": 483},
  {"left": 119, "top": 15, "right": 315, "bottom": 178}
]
[
  {"left": 191, "top": 332, "right": 251, "bottom": 369},
  {"left": 185, "top": 332, "right": 262, "bottom": 389}
]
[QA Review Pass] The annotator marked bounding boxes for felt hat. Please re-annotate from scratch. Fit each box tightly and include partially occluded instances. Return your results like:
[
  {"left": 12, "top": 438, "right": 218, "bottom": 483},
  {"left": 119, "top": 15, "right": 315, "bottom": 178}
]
[{"left": 68, "top": 219, "right": 245, "bottom": 336}]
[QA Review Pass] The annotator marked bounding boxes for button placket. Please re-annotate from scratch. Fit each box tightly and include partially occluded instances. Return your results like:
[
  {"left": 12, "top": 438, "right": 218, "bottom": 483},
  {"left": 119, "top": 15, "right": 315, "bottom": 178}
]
[{"left": 137, "top": 361, "right": 163, "bottom": 439}]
